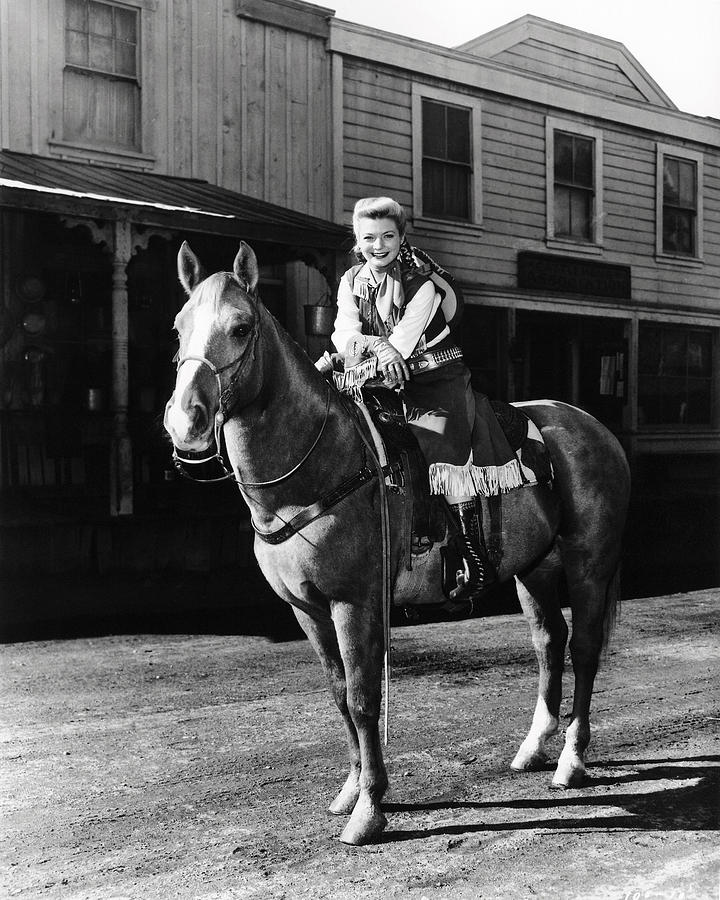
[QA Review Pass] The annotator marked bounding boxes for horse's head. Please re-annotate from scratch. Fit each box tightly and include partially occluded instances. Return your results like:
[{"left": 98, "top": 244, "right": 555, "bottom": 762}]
[{"left": 164, "top": 241, "right": 261, "bottom": 454}]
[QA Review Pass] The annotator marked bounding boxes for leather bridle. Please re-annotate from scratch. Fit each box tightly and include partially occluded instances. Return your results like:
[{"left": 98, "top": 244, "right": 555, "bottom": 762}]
[{"left": 171, "top": 309, "right": 332, "bottom": 489}]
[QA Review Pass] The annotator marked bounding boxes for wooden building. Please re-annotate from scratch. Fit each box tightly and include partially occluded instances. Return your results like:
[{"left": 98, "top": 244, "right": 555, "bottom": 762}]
[
  {"left": 0, "top": 0, "right": 350, "bottom": 582},
  {"left": 1, "top": 1, "right": 718, "bottom": 599},
  {"left": 327, "top": 13, "right": 720, "bottom": 593}
]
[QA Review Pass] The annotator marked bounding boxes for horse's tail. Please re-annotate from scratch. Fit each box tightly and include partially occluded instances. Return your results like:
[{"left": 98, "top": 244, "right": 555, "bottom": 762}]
[{"left": 601, "top": 561, "right": 622, "bottom": 656}]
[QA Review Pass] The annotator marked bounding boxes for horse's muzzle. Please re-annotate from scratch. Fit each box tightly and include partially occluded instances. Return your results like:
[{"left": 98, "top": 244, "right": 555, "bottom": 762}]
[
  {"left": 164, "top": 396, "right": 235, "bottom": 483},
  {"left": 163, "top": 395, "right": 214, "bottom": 451}
]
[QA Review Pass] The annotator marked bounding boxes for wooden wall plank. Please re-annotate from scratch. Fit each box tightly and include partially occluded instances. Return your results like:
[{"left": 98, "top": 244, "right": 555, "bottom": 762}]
[{"left": 5, "top": 1, "right": 33, "bottom": 150}]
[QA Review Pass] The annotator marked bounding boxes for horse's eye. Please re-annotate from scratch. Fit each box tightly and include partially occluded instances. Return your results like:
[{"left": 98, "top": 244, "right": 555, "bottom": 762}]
[{"left": 230, "top": 323, "right": 250, "bottom": 340}]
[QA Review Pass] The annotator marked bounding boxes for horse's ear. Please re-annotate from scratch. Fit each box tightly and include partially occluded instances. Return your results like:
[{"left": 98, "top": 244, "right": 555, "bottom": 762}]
[
  {"left": 232, "top": 242, "right": 259, "bottom": 293},
  {"left": 177, "top": 241, "right": 206, "bottom": 295}
]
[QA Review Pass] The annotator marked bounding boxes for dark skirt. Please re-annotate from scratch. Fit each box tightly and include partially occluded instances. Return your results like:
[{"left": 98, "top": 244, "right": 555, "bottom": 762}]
[{"left": 402, "top": 360, "right": 472, "bottom": 468}]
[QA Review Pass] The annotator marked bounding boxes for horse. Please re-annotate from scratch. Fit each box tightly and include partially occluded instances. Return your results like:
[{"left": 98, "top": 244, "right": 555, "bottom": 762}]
[{"left": 164, "top": 241, "right": 631, "bottom": 846}]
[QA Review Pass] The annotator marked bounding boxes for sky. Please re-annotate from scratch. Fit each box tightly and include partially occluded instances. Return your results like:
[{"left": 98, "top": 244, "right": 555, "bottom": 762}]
[{"left": 316, "top": 0, "right": 720, "bottom": 120}]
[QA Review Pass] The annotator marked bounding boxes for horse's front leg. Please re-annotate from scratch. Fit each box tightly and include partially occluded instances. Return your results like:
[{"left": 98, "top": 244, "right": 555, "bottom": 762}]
[
  {"left": 292, "top": 608, "right": 362, "bottom": 815},
  {"left": 331, "top": 598, "right": 388, "bottom": 845}
]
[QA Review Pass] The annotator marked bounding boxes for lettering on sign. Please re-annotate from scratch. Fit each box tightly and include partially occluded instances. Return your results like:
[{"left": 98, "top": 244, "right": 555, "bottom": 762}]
[{"left": 517, "top": 252, "right": 631, "bottom": 299}]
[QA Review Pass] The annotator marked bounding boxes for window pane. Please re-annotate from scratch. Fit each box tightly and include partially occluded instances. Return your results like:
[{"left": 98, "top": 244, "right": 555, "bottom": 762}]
[
  {"left": 678, "top": 160, "right": 696, "bottom": 208},
  {"left": 446, "top": 106, "right": 470, "bottom": 163},
  {"left": 89, "top": 1, "right": 113, "bottom": 37},
  {"left": 63, "top": 67, "right": 139, "bottom": 148},
  {"left": 662, "top": 333, "right": 686, "bottom": 376},
  {"left": 422, "top": 101, "right": 445, "bottom": 158},
  {"left": 554, "top": 186, "right": 571, "bottom": 235},
  {"left": 554, "top": 132, "right": 573, "bottom": 181},
  {"left": 688, "top": 333, "right": 712, "bottom": 376},
  {"left": 663, "top": 157, "right": 679, "bottom": 205},
  {"left": 63, "top": 69, "right": 91, "bottom": 141},
  {"left": 66, "top": 0, "right": 86, "bottom": 32},
  {"left": 663, "top": 209, "right": 694, "bottom": 255},
  {"left": 570, "top": 189, "right": 591, "bottom": 240},
  {"left": 686, "top": 381, "right": 712, "bottom": 423},
  {"left": 114, "top": 6, "right": 137, "bottom": 43},
  {"left": 116, "top": 41, "right": 136, "bottom": 76},
  {"left": 89, "top": 34, "right": 114, "bottom": 70},
  {"left": 444, "top": 164, "right": 470, "bottom": 219},
  {"left": 66, "top": 29, "right": 88, "bottom": 65},
  {"left": 113, "top": 81, "right": 139, "bottom": 147},
  {"left": 422, "top": 159, "right": 445, "bottom": 217},
  {"left": 639, "top": 327, "right": 662, "bottom": 375},
  {"left": 573, "top": 137, "right": 593, "bottom": 187}
]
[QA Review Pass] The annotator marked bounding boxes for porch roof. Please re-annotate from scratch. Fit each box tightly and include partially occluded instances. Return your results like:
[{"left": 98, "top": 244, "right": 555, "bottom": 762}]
[{"left": 0, "top": 150, "right": 351, "bottom": 251}]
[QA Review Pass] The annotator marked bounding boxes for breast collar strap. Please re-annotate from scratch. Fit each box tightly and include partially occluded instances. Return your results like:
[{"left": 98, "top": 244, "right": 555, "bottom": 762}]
[
  {"left": 250, "top": 401, "right": 404, "bottom": 544},
  {"left": 251, "top": 456, "right": 402, "bottom": 544}
]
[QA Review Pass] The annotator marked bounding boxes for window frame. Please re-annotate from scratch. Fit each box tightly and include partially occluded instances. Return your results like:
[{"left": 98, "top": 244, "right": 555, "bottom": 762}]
[
  {"left": 545, "top": 117, "right": 604, "bottom": 252},
  {"left": 411, "top": 84, "right": 482, "bottom": 229},
  {"left": 53, "top": 0, "right": 149, "bottom": 161},
  {"left": 637, "top": 322, "right": 716, "bottom": 430},
  {"left": 656, "top": 143, "right": 704, "bottom": 262}
]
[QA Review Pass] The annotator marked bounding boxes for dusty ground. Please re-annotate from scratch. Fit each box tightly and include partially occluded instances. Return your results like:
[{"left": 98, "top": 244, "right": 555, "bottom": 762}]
[{"left": 1, "top": 590, "right": 718, "bottom": 900}]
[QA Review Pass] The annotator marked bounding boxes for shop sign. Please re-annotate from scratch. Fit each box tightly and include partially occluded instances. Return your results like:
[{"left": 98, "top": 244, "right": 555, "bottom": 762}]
[{"left": 517, "top": 252, "right": 631, "bottom": 299}]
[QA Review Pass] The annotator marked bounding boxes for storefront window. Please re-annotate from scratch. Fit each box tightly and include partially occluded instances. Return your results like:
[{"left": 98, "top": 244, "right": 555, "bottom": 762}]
[{"left": 639, "top": 324, "right": 713, "bottom": 425}]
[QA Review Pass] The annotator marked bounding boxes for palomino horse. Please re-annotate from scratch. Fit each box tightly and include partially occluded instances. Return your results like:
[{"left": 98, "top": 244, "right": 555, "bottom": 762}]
[{"left": 164, "top": 242, "right": 631, "bottom": 846}]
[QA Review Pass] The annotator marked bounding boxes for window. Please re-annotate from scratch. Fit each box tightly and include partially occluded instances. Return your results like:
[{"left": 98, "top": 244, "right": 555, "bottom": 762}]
[
  {"left": 63, "top": 0, "right": 140, "bottom": 150},
  {"left": 545, "top": 118, "right": 603, "bottom": 247},
  {"left": 421, "top": 100, "right": 471, "bottom": 220},
  {"left": 639, "top": 324, "right": 714, "bottom": 426},
  {"left": 554, "top": 132, "right": 593, "bottom": 240},
  {"left": 412, "top": 85, "right": 482, "bottom": 226},
  {"left": 657, "top": 145, "right": 704, "bottom": 259}
]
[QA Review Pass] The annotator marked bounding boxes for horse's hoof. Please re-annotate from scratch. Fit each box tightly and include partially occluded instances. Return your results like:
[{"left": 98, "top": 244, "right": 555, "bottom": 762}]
[
  {"left": 510, "top": 749, "right": 548, "bottom": 772},
  {"left": 328, "top": 795, "right": 357, "bottom": 816},
  {"left": 339, "top": 809, "right": 387, "bottom": 846},
  {"left": 551, "top": 767, "right": 587, "bottom": 789},
  {"left": 328, "top": 773, "right": 361, "bottom": 816}
]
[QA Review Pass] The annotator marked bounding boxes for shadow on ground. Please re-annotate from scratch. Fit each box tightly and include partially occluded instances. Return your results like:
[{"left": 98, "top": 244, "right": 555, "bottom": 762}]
[
  {"left": 1, "top": 566, "right": 523, "bottom": 643},
  {"left": 381, "top": 755, "right": 720, "bottom": 841}
]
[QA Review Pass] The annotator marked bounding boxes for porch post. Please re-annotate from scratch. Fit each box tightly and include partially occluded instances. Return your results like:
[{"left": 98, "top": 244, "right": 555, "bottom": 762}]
[{"left": 110, "top": 218, "right": 133, "bottom": 516}]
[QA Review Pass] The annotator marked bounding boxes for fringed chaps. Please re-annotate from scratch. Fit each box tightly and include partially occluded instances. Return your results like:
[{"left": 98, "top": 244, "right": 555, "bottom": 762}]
[{"left": 429, "top": 457, "right": 525, "bottom": 497}]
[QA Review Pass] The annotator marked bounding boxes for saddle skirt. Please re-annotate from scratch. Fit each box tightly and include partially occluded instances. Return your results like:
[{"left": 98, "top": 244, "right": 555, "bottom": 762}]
[
  {"left": 348, "top": 388, "right": 554, "bottom": 611},
  {"left": 355, "top": 388, "right": 553, "bottom": 508}
]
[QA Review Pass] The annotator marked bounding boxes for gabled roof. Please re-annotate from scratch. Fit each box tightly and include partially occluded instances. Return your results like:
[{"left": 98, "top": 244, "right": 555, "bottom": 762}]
[
  {"left": 0, "top": 150, "right": 350, "bottom": 251},
  {"left": 456, "top": 15, "right": 677, "bottom": 110}
]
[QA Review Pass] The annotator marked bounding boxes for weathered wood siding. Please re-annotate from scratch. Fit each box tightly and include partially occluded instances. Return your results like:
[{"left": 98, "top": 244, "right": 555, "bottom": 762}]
[
  {"left": 0, "top": 0, "right": 333, "bottom": 219},
  {"left": 491, "top": 40, "right": 649, "bottom": 104},
  {"left": 342, "top": 58, "right": 720, "bottom": 314}
]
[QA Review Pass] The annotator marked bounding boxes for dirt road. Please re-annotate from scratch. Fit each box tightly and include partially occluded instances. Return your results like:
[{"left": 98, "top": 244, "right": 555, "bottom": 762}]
[{"left": 2, "top": 590, "right": 718, "bottom": 899}]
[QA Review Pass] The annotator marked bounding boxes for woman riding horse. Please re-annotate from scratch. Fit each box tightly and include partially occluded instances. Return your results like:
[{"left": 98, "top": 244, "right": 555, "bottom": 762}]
[
  {"left": 164, "top": 240, "right": 631, "bottom": 846},
  {"left": 324, "top": 196, "right": 524, "bottom": 599}
]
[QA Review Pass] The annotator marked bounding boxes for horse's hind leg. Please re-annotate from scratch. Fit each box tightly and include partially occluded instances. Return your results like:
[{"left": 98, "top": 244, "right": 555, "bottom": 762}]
[
  {"left": 553, "top": 559, "right": 619, "bottom": 789},
  {"left": 511, "top": 547, "right": 568, "bottom": 772},
  {"left": 292, "top": 608, "right": 362, "bottom": 816}
]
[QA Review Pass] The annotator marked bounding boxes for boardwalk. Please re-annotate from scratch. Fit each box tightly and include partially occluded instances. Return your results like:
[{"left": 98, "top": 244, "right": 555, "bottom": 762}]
[{"left": 2, "top": 590, "right": 718, "bottom": 899}]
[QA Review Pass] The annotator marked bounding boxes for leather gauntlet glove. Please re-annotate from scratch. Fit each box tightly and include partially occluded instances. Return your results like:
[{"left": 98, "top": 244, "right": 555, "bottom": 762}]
[{"left": 367, "top": 336, "right": 410, "bottom": 386}]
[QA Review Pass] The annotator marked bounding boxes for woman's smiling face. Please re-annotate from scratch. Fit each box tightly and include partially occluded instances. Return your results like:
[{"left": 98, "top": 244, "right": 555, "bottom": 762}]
[{"left": 355, "top": 216, "right": 401, "bottom": 275}]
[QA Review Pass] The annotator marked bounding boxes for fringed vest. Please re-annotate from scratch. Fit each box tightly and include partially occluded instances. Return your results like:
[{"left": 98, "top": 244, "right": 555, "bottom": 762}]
[{"left": 344, "top": 264, "right": 448, "bottom": 348}]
